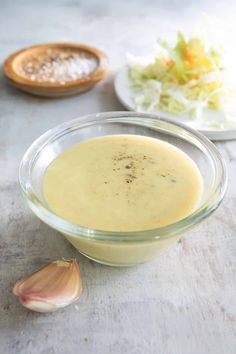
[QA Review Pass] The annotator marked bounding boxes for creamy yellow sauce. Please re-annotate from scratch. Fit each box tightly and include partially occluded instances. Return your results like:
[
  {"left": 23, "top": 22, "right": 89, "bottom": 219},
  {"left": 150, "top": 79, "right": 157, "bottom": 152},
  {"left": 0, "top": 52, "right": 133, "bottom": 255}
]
[{"left": 43, "top": 135, "right": 202, "bottom": 232}]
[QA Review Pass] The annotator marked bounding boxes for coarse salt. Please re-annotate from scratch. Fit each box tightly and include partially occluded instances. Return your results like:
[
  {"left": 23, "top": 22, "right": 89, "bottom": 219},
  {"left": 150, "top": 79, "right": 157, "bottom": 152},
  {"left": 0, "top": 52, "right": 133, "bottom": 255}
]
[{"left": 18, "top": 49, "right": 98, "bottom": 84}]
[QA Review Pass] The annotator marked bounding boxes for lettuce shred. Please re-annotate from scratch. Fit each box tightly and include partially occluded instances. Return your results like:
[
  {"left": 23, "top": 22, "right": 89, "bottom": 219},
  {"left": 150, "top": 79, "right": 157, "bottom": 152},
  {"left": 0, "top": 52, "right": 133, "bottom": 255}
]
[{"left": 128, "top": 33, "right": 228, "bottom": 118}]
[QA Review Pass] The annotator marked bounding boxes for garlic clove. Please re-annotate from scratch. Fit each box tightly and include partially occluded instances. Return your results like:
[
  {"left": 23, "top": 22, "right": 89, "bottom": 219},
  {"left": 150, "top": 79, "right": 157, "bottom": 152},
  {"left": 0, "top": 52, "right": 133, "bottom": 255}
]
[{"left": 13, "top": 259, "right": 82, "bottom": 313}]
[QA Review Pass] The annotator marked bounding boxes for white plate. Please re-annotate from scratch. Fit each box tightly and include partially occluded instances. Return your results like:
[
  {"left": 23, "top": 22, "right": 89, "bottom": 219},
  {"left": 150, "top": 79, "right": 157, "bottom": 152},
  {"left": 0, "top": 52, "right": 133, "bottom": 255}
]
[{"left": 114, "top": 66, "right": 236, "bottom": 141}]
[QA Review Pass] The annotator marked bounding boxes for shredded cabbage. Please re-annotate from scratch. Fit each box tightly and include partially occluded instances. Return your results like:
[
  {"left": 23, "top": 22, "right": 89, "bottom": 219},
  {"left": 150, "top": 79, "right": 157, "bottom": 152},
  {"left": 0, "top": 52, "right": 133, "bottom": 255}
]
[{"left": 128, "top": 32, "right": 230, "bottom": 119}]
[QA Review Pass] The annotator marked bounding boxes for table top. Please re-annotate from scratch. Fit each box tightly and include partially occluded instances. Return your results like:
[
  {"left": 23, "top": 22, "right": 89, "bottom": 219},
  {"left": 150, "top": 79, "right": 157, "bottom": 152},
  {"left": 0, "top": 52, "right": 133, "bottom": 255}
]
[{"left": 1, "top": 1, "right": 236, "bottom": 353}]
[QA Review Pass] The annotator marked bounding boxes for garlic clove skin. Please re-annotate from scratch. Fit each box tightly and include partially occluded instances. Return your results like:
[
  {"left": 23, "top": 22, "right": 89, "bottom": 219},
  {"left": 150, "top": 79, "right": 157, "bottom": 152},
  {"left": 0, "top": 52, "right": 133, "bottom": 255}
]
[{"left": 13, "top": 259, "right": 82, "bottom": 313}]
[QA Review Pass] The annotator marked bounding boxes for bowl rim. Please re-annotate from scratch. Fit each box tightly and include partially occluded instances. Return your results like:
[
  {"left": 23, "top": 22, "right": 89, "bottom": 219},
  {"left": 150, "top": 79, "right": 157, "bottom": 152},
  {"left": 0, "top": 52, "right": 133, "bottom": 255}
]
[{"left": 19, "top": 111, "right": 228, "bottom": 242}]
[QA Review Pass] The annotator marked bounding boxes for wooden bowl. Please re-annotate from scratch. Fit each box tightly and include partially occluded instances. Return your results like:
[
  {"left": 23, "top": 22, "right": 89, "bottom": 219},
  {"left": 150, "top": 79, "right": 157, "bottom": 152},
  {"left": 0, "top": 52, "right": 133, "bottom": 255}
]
[{"left": 3, "top": 43, "right": 108, "bottom": 97}]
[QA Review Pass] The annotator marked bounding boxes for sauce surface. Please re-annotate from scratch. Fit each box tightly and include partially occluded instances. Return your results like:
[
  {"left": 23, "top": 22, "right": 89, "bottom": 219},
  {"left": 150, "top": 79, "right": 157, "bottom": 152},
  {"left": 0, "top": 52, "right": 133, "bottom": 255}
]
[{"left": 43, "top": 135, "right": 202, "bottom": 231}]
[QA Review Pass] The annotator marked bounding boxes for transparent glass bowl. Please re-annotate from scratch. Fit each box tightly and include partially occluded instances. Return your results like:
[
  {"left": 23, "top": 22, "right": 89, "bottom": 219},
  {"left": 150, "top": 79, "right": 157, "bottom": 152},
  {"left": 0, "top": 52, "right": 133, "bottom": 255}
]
[{"left": 19, "top": 112, "right": 227, "bottom": 266}]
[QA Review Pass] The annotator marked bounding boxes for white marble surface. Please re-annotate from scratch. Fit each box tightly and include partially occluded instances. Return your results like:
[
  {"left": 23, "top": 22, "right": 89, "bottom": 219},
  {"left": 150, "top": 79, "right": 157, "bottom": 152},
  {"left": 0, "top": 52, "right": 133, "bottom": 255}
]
[{"left": 1, "top": 1, "right": 236, "bottom": 353}]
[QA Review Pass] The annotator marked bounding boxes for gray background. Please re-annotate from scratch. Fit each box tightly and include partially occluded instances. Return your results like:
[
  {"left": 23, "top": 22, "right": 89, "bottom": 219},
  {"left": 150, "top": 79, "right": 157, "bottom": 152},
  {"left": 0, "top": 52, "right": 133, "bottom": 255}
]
[{"left": 1, "top": 1, "right": 236, "bottom": 353}]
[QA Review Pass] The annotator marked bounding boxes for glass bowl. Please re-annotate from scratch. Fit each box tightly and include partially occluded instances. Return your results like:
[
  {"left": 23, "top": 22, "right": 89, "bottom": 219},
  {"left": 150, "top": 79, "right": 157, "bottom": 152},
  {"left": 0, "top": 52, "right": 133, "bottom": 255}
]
[{"left": 19, "top": 112, "right": 227, "bottom": 266}]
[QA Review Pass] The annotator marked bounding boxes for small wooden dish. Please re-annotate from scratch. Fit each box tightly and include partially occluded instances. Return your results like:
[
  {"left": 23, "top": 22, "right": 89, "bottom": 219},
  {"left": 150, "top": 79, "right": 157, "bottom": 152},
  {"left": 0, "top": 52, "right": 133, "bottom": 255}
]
[{"left": 3, "top": 43, "right": 108, "bottom": 97}]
